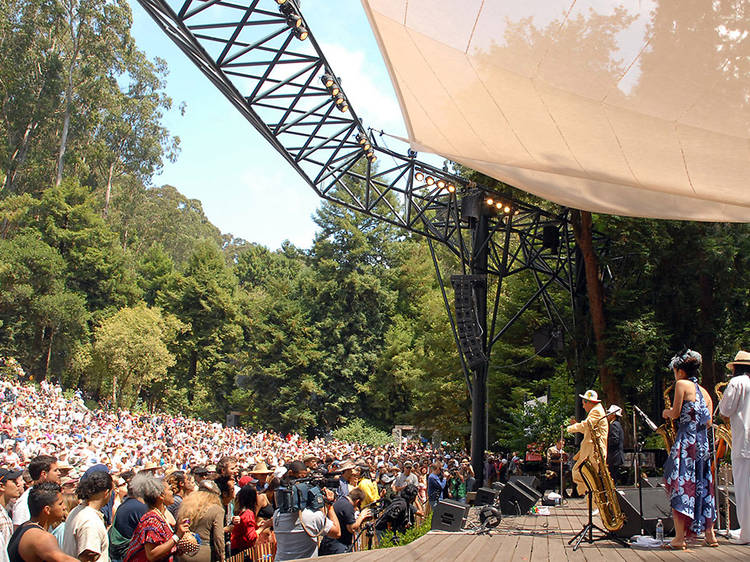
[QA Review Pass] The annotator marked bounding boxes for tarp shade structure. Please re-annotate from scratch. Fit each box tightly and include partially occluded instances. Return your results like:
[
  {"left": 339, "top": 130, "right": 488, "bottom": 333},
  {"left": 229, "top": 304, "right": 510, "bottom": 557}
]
[{"left": 361, "top": 0, "right": 750, "bottom": 221}]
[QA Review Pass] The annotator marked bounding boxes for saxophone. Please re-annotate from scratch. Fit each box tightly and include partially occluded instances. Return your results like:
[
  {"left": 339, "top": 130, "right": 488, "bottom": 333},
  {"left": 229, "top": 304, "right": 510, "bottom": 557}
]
[
  {"left": 714, "top": 381, "right": 733, "bottom": 451},
  {"left": 655, "top": 382, "right": 676, "bottom": 450},
  {"left": 579, "top": 416, "right": 625, "bottom": 531}
]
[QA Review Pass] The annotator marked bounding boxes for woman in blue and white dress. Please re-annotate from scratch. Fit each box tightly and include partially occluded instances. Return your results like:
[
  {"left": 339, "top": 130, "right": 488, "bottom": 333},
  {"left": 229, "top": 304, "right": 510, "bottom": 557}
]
[{"left": 662, "top": 349, "right": 718, "bottom": 549}]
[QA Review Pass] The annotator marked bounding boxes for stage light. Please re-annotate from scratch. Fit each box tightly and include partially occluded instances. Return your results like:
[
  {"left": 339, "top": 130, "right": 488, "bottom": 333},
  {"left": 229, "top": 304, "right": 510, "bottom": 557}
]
[
  {"left": 334, "top": 93, "right": 345, "bottom": 105},
  {"left": 436, "top": 179, "right": 446, "bottom": 189},
  {"left": 337, "top": 102, "right": 348, "bottom": 112},
  {"left": 495, "top": 202, "right": 502, "bottom": 209},
  {"left": 322, "top": 74, "right": 340, "bottom": 95},
  {"left": 514, "top": 210, "right": 520, "bottom": 216},
  {"left": 275, "top": 0, "right": 287, "bottom": 4},
  {"left": 447, "top": 184, "right": 456, "bottom": 193},
  {"left": 292, "top": 25, "right": 308, "bottom": 40},
  {"left": 504, "top": 206, "right": 511, "bottom": 214},
  {"left": 426, "top": 176, "right": 435, "bottom": 185},
  {"left": 415, "top": 171, "right": 425, "bottom": 182},
  {"left": 486, "top": 198, "right": 494, "bottom": 205},
  {"left": 356, "top": 133, "right": 367, "bottom": 145}
]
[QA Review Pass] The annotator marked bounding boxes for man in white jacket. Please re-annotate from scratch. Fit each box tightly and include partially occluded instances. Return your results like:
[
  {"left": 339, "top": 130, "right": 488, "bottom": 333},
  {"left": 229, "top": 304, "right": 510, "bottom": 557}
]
[{"left": 719, "top": 350, "right": 750, "bottom": 545}]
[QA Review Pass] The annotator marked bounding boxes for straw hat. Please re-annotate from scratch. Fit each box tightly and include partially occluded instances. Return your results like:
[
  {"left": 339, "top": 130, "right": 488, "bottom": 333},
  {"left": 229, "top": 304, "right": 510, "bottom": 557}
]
[
  {"left": 727, "top": 350, "right": 750, "bottom": 370},
  {"left": 249, "top": 462, "right": 273, "bottom": 475},
  {"left": 578, "top": 390, "right": 601, "bottom": 403}
]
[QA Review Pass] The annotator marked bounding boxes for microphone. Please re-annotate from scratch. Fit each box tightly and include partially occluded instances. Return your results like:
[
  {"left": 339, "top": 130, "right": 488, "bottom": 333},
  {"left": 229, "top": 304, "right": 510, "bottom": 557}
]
[{"left": 634, "top": 405, "right": 658, "bottom": 432}]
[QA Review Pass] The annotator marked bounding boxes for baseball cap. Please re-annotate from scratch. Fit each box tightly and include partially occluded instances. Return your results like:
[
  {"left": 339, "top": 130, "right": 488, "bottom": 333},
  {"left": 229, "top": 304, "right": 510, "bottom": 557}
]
[{"left": 0, "top": 468, "right": 23, "bottom": 483}]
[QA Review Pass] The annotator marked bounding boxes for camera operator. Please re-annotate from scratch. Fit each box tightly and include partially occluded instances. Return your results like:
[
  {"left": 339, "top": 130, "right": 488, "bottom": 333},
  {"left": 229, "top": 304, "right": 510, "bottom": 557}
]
[
  {"left": 319, "top": 488, "right": 372, "bottom": 555},
  {"left": 273, "top": 461, "right": 341, "bottom": 561},
  {"left": 375, "top": 484, "right": 421, "bottom": 538}
]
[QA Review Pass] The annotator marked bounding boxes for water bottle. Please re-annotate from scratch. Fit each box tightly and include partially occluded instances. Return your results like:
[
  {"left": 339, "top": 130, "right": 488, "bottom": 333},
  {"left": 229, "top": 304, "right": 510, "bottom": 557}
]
[{"left": 655, "top": 519, "right": 664, "bottom": 542}]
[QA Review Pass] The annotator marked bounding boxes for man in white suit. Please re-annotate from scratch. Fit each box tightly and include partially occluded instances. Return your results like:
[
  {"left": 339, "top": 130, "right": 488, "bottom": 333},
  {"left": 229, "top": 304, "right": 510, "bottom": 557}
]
[{"left": 720, "top": 350, "right": 750, "bottom": 545}]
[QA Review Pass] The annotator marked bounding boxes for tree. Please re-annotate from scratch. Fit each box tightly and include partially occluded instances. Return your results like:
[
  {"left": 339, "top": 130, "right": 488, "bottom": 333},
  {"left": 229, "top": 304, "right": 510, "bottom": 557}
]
[
  {"left": 91, "top": 303, "right": 182, "bottom": 408},
  {"left": 0, "top": 0, "right": 63, "bottom": 193}
]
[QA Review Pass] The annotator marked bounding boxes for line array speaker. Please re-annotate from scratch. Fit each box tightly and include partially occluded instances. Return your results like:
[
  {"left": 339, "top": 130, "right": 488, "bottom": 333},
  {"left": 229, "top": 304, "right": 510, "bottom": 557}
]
[{"left": 450, "top": 275, "right": 487, "bottom": 368}]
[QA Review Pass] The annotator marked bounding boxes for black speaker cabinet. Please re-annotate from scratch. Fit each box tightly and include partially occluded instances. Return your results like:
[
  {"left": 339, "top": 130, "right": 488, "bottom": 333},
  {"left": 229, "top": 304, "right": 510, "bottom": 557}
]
[
  {"left": 498, "top": 481, "right": 537, "bottom": 515},
  {"left": 615, "top": 486, "right": 674, "bottom": 538},
  {"left": 431, "top": 499, "right": 469, "bottom": 532},
  {"left": 491, "top": 481, "right": 505, "bottom": 491},
  {"left": 474, "top": 487, "right": 499, "bottom": 506},
  {"left": 511, "top": 479, "right": 542, "bottom": 502},
  {"left": 718, "top": 485, "right": 739, "bottom": 530},
  {"left": 509, "top": 475, "right": 541, "bottom": 493}
]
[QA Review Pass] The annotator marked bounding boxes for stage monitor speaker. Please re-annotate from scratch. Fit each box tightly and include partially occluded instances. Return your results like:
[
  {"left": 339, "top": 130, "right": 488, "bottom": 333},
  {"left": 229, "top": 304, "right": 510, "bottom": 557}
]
[
  {"left": 431, "top": 499, "right": 469, "bottom": 532},
  {"left": 498, "top": 481, "right": 538, "bottom": 515},
  {"left": 718, "top": 485, "right": 739, "bottom": 530},
  {"left": 511, "top": 479, "right": 542, "bottom": 502},
  {"left": 615, "top": 486, "right": 674, "bottom": 538},
  {"left": 225, "top": 413, "right": 240, "bottom": 427},
  {"left": 474, "top": 487, "right": 499, "bottom": 506},
  {"left": 509, "top": 475, "right": 541, "bottom": 491}
]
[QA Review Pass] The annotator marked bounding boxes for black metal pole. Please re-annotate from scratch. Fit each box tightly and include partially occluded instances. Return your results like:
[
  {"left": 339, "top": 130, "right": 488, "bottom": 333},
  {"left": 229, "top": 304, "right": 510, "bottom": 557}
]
[{"left": 471, "top": 212, "right": 490, "bottom": 489}]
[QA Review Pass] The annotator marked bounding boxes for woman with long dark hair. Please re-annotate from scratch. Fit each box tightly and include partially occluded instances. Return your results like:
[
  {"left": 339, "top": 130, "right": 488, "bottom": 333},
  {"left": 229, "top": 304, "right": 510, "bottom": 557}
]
[
  {"left": 661, "top": 349, "right": 718, "bottom": 549},
  {"left": 229, "top": 485, "right": 258, "bottom": 559}
]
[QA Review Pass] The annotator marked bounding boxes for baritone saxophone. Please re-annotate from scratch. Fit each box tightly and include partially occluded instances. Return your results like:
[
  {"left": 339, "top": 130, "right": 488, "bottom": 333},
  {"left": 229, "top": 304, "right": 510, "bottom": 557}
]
[{"left": 579, "top": 416, "right": 625, "bottom": 531}]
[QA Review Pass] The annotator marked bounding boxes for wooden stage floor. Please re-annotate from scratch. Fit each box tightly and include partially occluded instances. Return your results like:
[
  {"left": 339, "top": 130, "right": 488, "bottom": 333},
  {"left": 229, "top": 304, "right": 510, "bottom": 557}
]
[{"left": 316, "top": 498, "right": 748, "bottom": 561}]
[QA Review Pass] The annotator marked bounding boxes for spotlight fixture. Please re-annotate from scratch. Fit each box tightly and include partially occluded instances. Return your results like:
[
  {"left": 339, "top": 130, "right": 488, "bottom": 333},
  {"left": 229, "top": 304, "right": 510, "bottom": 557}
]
[
  {"left": 447, "top": 184, "right": 456, "bottom": 193},
  {"left": 514, "top": 210, "right": 520, "bottom": 216},
  {"left": 275, "top": 0, "right": 287, "bottom": 4},
  {"left": 281, "top": 6, "right": 302, "bottom": 28},
  {"left": 321, "top": 74, "right": 340, "bottom": 95},
  {"left": 486, "top": 198, "right": 494, "bottom": 206},
  {"left": 415, "top": 171, "right": 425, "bottom": 182},
  {"left": 495, "top": 202, "right": 502, "bottom": 210},
  {"left": 426, "top": 176, "right": 435, "bottom": 185},
  {"left": 436, "top": 179, "right": 446, "bottom": 189},
  {"left": 334, "top": 93, "right": 345, "bottom": 106},
  {"left": 504, "top": 205, "right": 511, "bottom": 214},
  {"left": 337, "top": 101, "right": 348, "bottom": 112},
  {"left": 366, "top": 149, "right": 376, "bottom": 160},
  {"left": 292, "top": 25, "right": 308, "bottom": 40}
]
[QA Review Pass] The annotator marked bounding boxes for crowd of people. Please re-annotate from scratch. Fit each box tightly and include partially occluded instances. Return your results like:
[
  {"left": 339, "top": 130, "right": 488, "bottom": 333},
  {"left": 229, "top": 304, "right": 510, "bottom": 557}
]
[{"left": 0, "top": 371, "right": 479, "bottom": 561}]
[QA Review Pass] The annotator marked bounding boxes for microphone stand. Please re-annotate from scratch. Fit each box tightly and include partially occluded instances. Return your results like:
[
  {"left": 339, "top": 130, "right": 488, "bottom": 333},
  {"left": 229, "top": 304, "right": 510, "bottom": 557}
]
[{"left": 560, "top": 426, "right": 565, "bottom": 505}]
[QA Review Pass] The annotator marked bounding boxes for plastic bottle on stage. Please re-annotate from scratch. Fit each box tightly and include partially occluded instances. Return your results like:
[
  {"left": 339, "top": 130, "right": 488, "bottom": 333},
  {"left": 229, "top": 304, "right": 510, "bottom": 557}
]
[{"left": 655, "top": 519, "right": 664, "bottom": 541}]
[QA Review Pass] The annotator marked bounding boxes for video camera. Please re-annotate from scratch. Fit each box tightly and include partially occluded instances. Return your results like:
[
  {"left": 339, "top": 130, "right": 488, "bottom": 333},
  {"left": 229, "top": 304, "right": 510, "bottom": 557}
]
[{"left": 275, "top": 471, "right": 340, "bottom": 513}]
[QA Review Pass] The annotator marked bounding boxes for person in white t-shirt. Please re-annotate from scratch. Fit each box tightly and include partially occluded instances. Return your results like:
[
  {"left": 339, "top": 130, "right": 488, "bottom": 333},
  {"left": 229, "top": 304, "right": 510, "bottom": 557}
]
[
  {"left": 13, "top": 454, "right": 61, "bottom": 528},
  {"left": 719, "top": 350, "right": 750, "bottom": 546},
  {"left": 62, "top": 470, "right": 113, "bottom": 562}
]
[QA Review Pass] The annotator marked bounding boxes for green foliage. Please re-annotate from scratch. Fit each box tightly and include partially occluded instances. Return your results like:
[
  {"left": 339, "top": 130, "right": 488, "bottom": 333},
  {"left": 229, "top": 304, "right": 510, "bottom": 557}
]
[
  {"left": 375, "top": 512, "right": 432, "bottom": 549},
  {"left": 498, "top": 396, "right": 574, "bottom": 454},
  {"left": 89, "top": 304, "right": 183, "bottom": 408},
  {"left": 332, "top": 418, "right": 394, "bottom": 447}
]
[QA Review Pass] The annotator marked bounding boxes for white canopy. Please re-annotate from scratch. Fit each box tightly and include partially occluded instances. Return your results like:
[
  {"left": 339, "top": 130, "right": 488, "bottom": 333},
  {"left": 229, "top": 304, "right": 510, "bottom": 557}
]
[{"left": 361, "top": 0, "right": 750, "bottom": 221}]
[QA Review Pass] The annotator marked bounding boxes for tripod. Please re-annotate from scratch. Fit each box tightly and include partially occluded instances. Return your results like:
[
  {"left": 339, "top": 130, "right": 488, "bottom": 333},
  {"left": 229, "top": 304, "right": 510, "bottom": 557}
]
[{"left": 568, "top": 482, "right": 630, "bottom": 551}]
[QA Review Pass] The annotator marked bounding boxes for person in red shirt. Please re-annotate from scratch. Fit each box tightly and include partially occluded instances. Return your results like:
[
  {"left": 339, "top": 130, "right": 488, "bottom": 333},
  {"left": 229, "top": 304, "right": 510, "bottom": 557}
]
[{"left": 229, "top": 485, "right": 257, "bottom": 560}]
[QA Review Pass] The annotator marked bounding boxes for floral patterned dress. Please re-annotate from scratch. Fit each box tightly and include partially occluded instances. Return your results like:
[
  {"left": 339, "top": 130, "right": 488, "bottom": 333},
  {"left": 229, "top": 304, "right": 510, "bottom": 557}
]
[{"left": 663, "top": 378, "right": 716, "bottom": 534}]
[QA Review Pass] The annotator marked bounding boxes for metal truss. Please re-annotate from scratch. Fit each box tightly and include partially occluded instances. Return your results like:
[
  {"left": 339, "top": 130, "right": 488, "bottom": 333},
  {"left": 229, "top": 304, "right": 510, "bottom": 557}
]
[
  {"left": 139, "top": 0, "right": 606, "bottom": 474},
  {"left": 136, "top": 0, "right": 582, "bottom": 282}
]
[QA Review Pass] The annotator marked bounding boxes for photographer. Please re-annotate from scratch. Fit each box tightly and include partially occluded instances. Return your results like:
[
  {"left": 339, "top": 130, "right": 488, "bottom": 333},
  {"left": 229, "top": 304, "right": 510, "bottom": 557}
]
[
  {"left": 319, "top": 488, "right": 371, "bottom": 555},
  {"left": 374, "top": 484, "right": 421, "bottom": 538},
  {"left": 273, "top": 461, "right": 340, "bottom": 561},
  {"left": 446, "top": 469, "right": 466, "bottom": 503}
]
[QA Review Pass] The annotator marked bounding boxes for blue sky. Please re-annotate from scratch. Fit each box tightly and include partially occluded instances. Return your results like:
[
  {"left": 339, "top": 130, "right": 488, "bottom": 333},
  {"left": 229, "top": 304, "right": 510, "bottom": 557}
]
[{"left": 129, "top": 0, "right": 409, "bottom": 250}]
